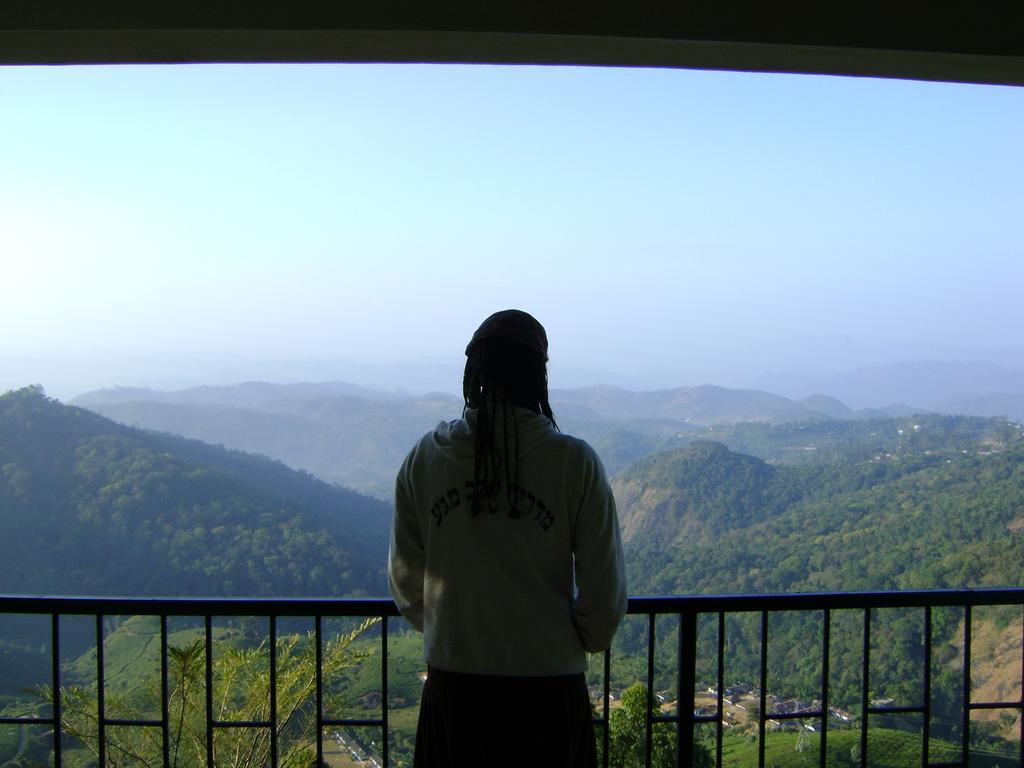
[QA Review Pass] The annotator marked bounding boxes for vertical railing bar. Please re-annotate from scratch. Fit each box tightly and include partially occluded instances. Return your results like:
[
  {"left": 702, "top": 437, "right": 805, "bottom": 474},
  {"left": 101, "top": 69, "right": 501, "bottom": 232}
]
[
  {"left": 922, "top": 605, "right": 932, "bottom": 768},
  {"left": 269, "top": 615, "right": 278, "bottom": 768},
  {"left": 205, "top": 614, "right": 214, "bottom": 768},
  {"left": 676, "top": 612, "right": 684, "bottom": 768},
  {"left": 51, "top": 613, "right": 62, "bottom": 768},
  {"left": 716, "top": 612, "right": 724, "bottom": 768},
  {"left": 96, "top": 613, "right": 106, "bottom": 768},
  {"left": 961, "top": 605, "right": 971, "bottom": 766},
  {"left": 603, "top": 647, "right": 611, "bottom": 768},
  {"left": 677, "top": 611, "right": 697, "bottom": 768},
  {"left": 820, "top": 608, "right": 830, "bottom": 768},
  {"left": 1019, "top": 602, "right": 1023, "bottom": 768},
  {"left": 161, "top": 614, "right": 170, "bottom": 768},
  {"left": 645, "top": 612, "right": 655, "bottom": 768},
  {"left": 316, "top": 614, "right": 324, "bottom": 768},
  {"left": 758, "top": 610, "right": 767, "bottom": 768},
  {"left": 382, "top": 615, "right": 389, "bottom": 768},
  {"left": 860, "top": 608, "right": 870, "bottom": 768}
]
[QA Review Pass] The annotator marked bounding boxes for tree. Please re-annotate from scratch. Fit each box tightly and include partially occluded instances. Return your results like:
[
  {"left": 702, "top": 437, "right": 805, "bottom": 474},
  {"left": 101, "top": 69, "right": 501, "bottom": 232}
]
[
  {"left": 608, "top": 683, "right": 711, "bottom": 768},
  {"left": 42, "top": 618, "right": 377, "bottom": 768}
]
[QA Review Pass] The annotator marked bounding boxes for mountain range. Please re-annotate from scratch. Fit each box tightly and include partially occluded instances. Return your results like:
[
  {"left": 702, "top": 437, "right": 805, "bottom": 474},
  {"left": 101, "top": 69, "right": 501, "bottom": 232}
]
[
  {"left": 71, "top": 380, "right": 922, "bottom": 498},
  {"left": 5, "top": 381, "right": 1019, "bottom": 603}
]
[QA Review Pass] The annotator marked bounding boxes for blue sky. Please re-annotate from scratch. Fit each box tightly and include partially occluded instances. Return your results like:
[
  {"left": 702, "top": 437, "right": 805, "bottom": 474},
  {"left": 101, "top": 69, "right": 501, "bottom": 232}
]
[{"left": 1, "top": 64, "right": 1022, "bottom": 397}]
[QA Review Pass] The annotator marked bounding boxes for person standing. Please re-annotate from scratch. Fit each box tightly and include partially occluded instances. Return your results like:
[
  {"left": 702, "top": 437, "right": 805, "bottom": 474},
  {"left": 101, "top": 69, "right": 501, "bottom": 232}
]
[{"left": 389, "top": 309, "right": 627, "bottom": 767}]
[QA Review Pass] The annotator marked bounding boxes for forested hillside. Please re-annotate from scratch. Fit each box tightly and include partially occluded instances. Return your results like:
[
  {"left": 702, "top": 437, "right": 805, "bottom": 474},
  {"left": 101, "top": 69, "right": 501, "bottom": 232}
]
[
  {"left": 0, "top": 387, "right": 390, "bottom": 596},
  {"left": 618, "top": 428, "right": 1024, "bottom": 595},
  {"left": 614, "top": 441, "right": 799, "bottom": 545},
  {"left": 581, "top": 411, "right": 1009, "bottom": 475},
  {"left": 613, "top": 423, "right": 1023, "bottom": 747}
]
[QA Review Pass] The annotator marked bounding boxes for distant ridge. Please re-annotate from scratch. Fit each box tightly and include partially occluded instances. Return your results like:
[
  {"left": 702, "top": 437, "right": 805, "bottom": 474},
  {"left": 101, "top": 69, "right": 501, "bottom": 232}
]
[
  {"left": 938, "top": 391, "right": 1024, "bottom": 422},
  {"left": 767, "top": 360, "right": 1024, "bottom": 411},
  {"left": 71, "top": 380, "right": 923, "bottom": 497},
  {"left": 73, "top": 382, "right": 462, "bottom": 498},
  {"left": 550, "top": 383, "right": 884, "bottom": 425},
  {"left": 73, "top": 380, "right": 408, "bottom": 408},
  {"left": 797, "top": 393, "right": 856, "bottom": 419}
]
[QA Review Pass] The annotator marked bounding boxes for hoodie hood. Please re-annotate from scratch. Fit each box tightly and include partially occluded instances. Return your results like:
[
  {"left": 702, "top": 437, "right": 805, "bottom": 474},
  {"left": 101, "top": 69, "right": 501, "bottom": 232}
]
[{"left": 432, "top": 406, "right": 558, "bottom": 461}]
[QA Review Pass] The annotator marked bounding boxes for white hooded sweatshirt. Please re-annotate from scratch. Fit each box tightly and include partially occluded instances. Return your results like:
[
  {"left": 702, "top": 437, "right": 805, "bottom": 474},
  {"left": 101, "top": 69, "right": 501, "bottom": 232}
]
[{"left": 389, "top": 406, "right": 627, "bottom": 676}]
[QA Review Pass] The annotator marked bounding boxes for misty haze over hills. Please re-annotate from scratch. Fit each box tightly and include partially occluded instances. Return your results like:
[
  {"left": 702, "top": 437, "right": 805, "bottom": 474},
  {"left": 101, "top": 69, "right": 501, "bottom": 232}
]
[
  {"left": 760, "top": 360, "right": 1024, "bottom": 412},
  {"left": 69, "top": 356, "right": 1024, "bottom": 420},
  {"left": 69, "top": 380, "right": 865, "bottom": 497},
  {"left": 6, "top": 338, "right": 1024, "bottom": 406},
  {"left": 64, "top": 358, "right": 1024, "bottom": 500},
  {"left": 0, "top": 355, "right": 645, "bottom": 403},
  {"left": 8, "top": 343, "right": 1024, "bottom": 499}
]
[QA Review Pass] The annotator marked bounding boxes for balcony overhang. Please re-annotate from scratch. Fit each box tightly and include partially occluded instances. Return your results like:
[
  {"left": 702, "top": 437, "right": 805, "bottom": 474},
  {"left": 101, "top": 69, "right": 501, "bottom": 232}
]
[{"left": 1, "top": 2, "right": 1023, "bottom": 86}]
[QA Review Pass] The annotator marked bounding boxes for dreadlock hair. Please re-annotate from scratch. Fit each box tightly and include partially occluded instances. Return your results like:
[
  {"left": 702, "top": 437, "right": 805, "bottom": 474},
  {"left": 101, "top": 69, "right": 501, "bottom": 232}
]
[{"left": 463, "top": 337, "right": 558, "bottom": 518}]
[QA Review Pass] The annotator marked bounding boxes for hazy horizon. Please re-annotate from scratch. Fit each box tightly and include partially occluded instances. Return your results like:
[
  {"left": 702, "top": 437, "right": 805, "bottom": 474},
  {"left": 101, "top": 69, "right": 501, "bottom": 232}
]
[
  {"left": 3, "top": 64, "right": 1022, "bottom": 401},
  {"left": 9, "top": 352, "right": 1024, "bottom": 411}
]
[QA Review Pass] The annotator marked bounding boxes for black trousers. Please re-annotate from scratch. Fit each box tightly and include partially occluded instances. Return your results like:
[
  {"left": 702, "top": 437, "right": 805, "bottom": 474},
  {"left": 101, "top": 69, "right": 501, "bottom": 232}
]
[{"left": 414, "top": 666, "right": 598, "bottom": 768}]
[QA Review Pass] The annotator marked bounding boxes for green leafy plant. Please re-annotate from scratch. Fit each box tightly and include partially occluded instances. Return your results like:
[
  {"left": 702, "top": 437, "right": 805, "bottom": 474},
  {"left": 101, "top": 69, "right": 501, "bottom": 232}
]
[{"left": 41, "top": 617, "right": 378, "bottom": 768}]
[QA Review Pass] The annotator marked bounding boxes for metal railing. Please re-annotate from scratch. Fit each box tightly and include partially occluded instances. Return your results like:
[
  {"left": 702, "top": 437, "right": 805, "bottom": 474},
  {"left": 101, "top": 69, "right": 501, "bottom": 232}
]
[
  {"left": 1, "top": 589, "right": 1022, "bottom": 767},
  {"left": 630, "top": 589, "right": 1024, "bottom": 768}
]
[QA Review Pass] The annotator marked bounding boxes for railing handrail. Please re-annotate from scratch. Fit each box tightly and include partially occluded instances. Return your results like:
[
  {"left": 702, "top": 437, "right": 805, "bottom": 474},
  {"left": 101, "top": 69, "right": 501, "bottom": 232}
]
[
  {"left": 2, "top": 587, "right": 1022, "bottom": 616},
  {"left": 627, "top": 587, "right": 1024, "bottom": 612},
  {"left": 0, "top": 594, "right": 403, "bottom": 616}
]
